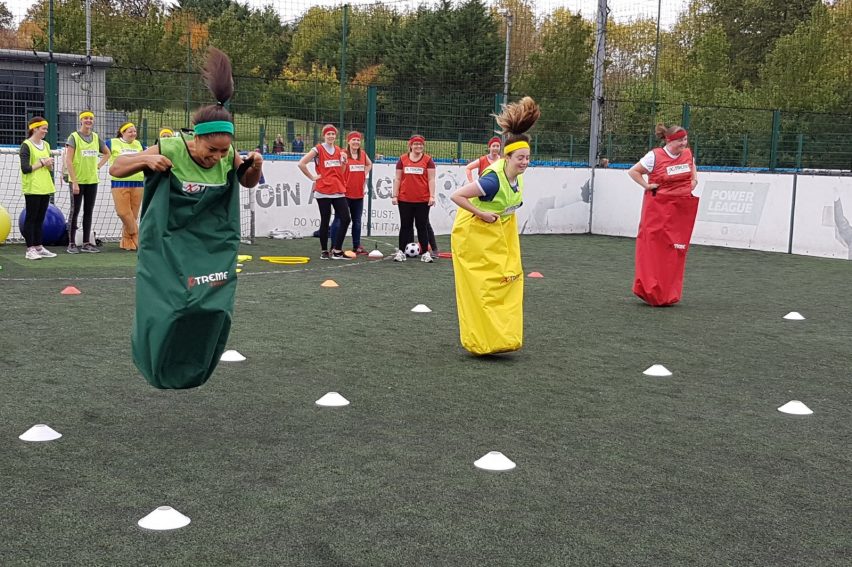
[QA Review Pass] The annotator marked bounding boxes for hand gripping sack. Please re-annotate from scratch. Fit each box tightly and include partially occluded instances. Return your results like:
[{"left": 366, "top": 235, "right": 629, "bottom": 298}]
[
  {"left": 132, "top": 165, "right": 241, "bottom": 389},
  {"left": 632, "top": 192, "right": 699, "bottom": 307},
  {"left": 451, "top": 210, "right": 523, "bottom": 355}
]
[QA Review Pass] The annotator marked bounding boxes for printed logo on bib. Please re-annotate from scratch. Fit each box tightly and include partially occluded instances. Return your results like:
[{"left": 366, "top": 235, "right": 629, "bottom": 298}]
[
  {"left": 673, "top": 243, "right": 687, "bottom": 250},
  {"left": 349, "top": 164, "right": 366, "bottom": 172},
  {"left": 81, "top": 150, "right": 99, "bottom": 157},
  {"left": 666, "top": 163, "right": 691, "bottom": 176},
  {"left": 187, "top": 271, "right": 229, "bottom": 289},
  {"left": 324, "top": 160, "right": 341, "bottom": 168},
  {"left": 181, "top": 182, "right": 216, "bottom": 194},
  {"left": 499, "top": 273, "right": 521, "bottom": 285},
  {"left": 120, "top": 148, "right": 138, "bottom": 155},
  {"left": 404, "top": 166, "right": 425, "bottom": 175},
  {"left": 502, "top": 202, "right": 523, "bottom": 215}
]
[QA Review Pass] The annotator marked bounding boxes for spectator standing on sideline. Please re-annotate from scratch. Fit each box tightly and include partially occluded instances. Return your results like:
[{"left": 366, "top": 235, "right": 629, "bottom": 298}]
[
  {"left": 297, "top": 124, "right": 351, "bottom": 260},
  {"left": 19, "top": 115, "right": 57, "bottom": 260},
  {"left": 330, "top": 131, "right": 373, "bottom": 254},
  {"left": 392, "top": 134, "right": 436, "bottom": 263},
  {"left": 64, "top": 110, "right": 109, "bottom": 254},
  {"left": 465, "top": 136, "right": 502, "bottom": 182},
  {"left": 292, "top": 134, "right": 304, "bottom": 153},
  {"left": 272, "top": 134, "right": 285, "bottom": 154},
  {"left": 106, "top": 122, "right": 145, "bottom": 251}
]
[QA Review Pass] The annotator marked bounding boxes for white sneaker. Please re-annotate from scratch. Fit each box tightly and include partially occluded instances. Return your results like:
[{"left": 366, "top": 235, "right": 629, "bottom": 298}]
[
  {"left": 25, "top": 248, "right": 42, "bottom": 260},
  {"left": 37, "top": 247, "right": 57, "bottom": 258},
  {"left": 421, "top": 251, "right": 434, "bottom": 263},
  {"left": 393, "top": 250, "right": 406, "bottom": 262}
]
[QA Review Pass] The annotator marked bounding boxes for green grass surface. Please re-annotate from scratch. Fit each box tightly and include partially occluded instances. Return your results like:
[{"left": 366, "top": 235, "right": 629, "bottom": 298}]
[{"left": 1, "top": 235, "right": 850, "bottom": 566}]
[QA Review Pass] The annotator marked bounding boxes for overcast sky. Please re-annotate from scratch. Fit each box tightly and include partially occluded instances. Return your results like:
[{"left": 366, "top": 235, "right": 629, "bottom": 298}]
[{"left": 8, "top": 0, "right": 688, "bottom": 29}]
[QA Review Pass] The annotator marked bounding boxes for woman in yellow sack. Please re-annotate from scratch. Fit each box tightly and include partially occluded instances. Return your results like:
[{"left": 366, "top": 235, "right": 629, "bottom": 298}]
[{"left": 450, "top": 96, "right": 540, "bottom": 355}]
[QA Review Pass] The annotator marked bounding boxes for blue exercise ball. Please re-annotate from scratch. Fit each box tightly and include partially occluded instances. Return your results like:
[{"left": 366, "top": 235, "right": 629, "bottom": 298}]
[{"left": 19, "top": 203, "right": 67, "bottom": 246}]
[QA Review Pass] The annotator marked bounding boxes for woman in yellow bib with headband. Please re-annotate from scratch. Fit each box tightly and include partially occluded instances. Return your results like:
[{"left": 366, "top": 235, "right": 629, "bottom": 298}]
[
  {"left": 64, "top": 110, "right": 109, "bottom": 253},
  {"left": 19, "top": 116, "right": 57, "bottom": 260},
  {"left": 107, "top": 122, "right": 144, "bottom": 250},
  {"left": 450, "top": 97, "right": 540, "bottom": 355}
]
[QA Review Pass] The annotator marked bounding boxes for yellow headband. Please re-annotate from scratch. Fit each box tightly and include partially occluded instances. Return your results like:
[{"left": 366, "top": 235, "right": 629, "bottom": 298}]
[
  {"left": 119, "top": 122, "right": 135, "bottom": 134},
  {"left": 29, "top": 120, "right": 48, "bottom": 129},
  {"left": 79, "top": 111, "right": 94, "bottom": 120},
  {"left": 159, "top": 128, "right": 174, "bottom": 137},
  {"left": 504, "top": 140, "right": 530, "bottom": 154}
]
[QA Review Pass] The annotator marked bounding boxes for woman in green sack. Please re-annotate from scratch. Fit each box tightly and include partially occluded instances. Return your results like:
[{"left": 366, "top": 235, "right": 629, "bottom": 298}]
[{"left": 110, "top": 47, "right": 263, "bottom": 389}]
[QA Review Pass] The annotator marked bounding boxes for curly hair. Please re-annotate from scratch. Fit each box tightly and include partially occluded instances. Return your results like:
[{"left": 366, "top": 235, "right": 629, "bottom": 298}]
[{"left": 494, "top": 96, "right": 541, "bottom": 150}]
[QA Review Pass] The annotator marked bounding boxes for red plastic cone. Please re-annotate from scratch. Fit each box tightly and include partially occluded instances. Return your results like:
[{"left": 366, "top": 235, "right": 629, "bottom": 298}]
[
  {"left": 527, "top": 272, "right": 544, "bottom": 278},
  {"left": 61, "top": 286, "right": 81, "bottom": 295}
]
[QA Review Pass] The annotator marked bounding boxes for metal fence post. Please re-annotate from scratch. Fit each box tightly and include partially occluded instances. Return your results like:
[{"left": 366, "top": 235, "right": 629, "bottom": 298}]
[
  {"left": 681, "top": 102, "right": 691, "bottom": 130},
  {"left": 44, "top": 62, "right": 59, "bottom": 148},
  {"left": 795, "top": 133, "right": 804, "bottom": 170},
  {"left": 769, "top": 109, "right": 781, "bottom": 170},
  {"left": 365, "top": 85, "right": 377, "bottom": 237},
  {"left": 338, "top": 3, "right": 349, "bottom": 134},
  {"left": 741, "top": 134, "right": 749, "bottom": 168},
  {"left": 456, "top": 133, "right": 462, "bottom": 162},
  {"left": 141, "top": 118, "right": 148, "bottom": 147}
]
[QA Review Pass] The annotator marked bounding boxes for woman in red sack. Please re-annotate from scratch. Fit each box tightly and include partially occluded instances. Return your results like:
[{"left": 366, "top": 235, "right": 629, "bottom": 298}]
[
  {"left": 627, "top": 123, "right": 699, "bottom": 306},
  {"left": 464, "top": 136, "right": 502, "bottom": 182}
]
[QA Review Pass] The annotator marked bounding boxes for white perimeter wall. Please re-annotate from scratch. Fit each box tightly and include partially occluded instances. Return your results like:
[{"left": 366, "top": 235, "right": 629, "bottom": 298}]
[
  {"left": 253, "top": 161, "right": 591, "bottom": 238},
  {"left": 591, "top": 169, "right": 796, "bottom": 253},
  {"left": 2, "top": 150, "right": 850, "bottom": 261}
]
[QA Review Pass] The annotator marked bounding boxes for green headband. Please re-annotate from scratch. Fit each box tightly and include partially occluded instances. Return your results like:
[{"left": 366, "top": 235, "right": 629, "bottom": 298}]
[{"left": 194, "top": 121, "right": 234, "bottom": 136}]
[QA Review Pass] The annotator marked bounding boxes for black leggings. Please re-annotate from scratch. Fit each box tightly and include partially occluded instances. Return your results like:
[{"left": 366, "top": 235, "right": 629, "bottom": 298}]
[
  {"left": 68, "top": 183, "right": 98, "bottom": 244},
  {"left": 317, "top": 197, "right": 350, "bottom": 251},
  {"left": 22, "top": 194, "right": 51, "bottom": 247},
  {"left": 398, "top": 201, "right": 431, "bottom": 252}
]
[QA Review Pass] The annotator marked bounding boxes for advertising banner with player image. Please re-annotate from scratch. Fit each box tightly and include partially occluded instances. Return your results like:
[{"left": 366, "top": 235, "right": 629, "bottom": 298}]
[{"left": 790, "top": 175, "right": 852, "bottom": 260}]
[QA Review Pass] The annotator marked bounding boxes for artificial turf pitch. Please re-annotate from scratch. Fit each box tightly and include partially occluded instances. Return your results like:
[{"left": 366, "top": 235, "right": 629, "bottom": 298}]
[{"left": 1, "top": 235, "right": 849, "bottom": 566}]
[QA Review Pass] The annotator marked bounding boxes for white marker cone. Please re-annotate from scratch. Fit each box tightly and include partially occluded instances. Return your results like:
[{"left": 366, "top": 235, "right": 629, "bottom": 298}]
[
  {"left": 643, "top": 364, "right": 672, "bottom": 377},
  {"left": 411, "top": 304, "right": 432, "bottom": 313},
  {"left": 220, "top": 350, "right": 246, "bottom": 362},
  {"left": 137, "top": 506, "right": 191, "bottom": 530},
  {"left": 783, "top": 312, "right": 805, "bottom": 321},
  {"left": 474, "top": 451, "right": 516, "bottom": 471},
  {"left": 19, "top": 424, "right": 62, "bottom": 442},
  {"left": 778, "top": 400, "right": 813, "bottom": 415},
  {"left": 316, "top": 392, "right": 350, "bottom": 407},
  {"left": 368, "top": 249, "right": 384, "bottom": 258}
]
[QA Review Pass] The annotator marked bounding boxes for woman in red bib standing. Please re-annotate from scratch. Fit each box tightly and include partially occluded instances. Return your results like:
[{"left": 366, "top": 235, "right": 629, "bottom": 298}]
[
  {"left": 330, "top": 131, "right": 372, "bottom": 254},
  {"left": 627, "top": 123, "right": 699, "bottom": 306},
  {"left": 392, "top": 134, "right": 436, "bottom": 263},
  {"left": 298, "top": 124, "right": 351, "bottom": 260},
  {"left": 465, "top": 136, "right": 502, "bottom": 182}
]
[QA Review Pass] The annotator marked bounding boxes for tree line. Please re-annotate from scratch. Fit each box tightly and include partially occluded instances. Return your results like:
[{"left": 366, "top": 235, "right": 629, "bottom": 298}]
[{"left": 4, "top": 0, "right": 851, "bottom": 166}]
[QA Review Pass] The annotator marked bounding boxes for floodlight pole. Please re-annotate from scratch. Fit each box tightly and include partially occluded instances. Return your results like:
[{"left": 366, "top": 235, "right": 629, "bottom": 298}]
[
  {"left": 501, "top": 10, "right": 513, "bottom": 106},
  {"left": 85, "top": 0, "right": 92, "bottom": 109},
  {"left": 45, "top": 0, "right": 58, "bottom": 147},
  {"left": 588, "top": 0, "right": 607, "bottom": 167}
]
